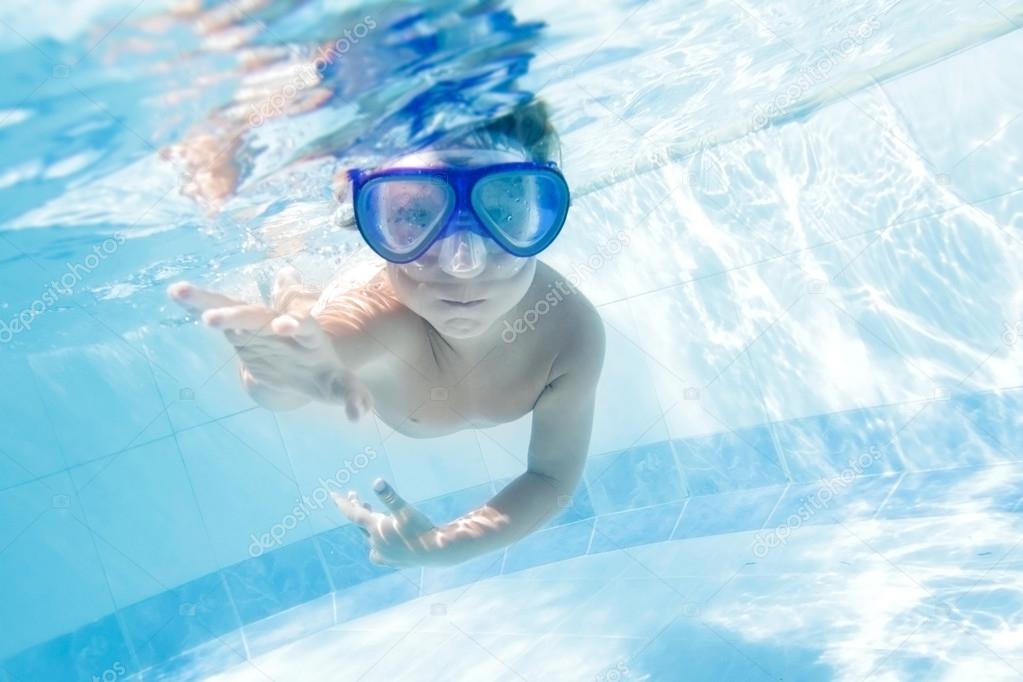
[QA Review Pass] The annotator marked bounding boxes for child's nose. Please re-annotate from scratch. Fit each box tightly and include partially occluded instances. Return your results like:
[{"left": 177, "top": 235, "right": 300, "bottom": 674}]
[{"left": 436, "top": 229, "right": 487, "bottom": 279}]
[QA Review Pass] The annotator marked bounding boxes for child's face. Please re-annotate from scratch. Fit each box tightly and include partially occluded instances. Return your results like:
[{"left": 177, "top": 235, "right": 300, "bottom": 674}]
[{"left": 380, "top": 146, "right": 538, "bottom": 339}]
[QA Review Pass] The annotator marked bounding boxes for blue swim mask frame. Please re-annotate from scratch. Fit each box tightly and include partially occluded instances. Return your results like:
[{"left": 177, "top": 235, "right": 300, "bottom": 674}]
[{"left": 347, "top": 161, "right": 571, "bottom": 264}]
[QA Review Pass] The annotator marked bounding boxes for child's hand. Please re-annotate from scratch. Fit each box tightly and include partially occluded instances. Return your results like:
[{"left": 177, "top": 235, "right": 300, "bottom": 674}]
[
  {"left": 167, "top": 267, "right": 372, "bottom": 418},
  {"left": 332, "top": 479, "right": 447, "bottom": 568}
]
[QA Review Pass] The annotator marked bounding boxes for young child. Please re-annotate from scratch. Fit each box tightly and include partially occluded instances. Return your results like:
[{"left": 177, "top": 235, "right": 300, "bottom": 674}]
[{"left": 168, "top": 101, "right": 605, "bottom": 567}]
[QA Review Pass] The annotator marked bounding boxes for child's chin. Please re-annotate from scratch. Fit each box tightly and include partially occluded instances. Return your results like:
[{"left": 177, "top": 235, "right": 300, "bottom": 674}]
[{"left": 436, "top": 316, "right": 488, "bottom": 338}]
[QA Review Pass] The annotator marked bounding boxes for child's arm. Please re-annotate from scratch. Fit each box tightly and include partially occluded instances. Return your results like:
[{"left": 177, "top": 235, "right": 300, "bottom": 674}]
[{"left": 336, "top": 315, "right": 605, "bottom": 567}]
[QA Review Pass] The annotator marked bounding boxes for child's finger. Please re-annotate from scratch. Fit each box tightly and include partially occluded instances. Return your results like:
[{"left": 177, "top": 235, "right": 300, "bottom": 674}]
[
  {"left": 271, "top": 314, "right": 323, "bottom": 347},
  {"left": 372, "top": 479, "right": 408, "bottom": 516},
  {"left": 330, "top": 491, "right": 374, "bottom": 529},
  {"left": 203, "top": 305, "right": 277, "bottom": 331},
  {"left": 168, "top": 282, "right": 244, "bottom": 312},
  {"left": 271, "top": 266, "right": 302, "bottom": 307}
]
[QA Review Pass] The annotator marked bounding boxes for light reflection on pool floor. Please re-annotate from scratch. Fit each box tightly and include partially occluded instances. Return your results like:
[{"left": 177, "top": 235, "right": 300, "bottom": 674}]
[{"left": 205, "top": 507, "right": 1023, "bottom": 682}]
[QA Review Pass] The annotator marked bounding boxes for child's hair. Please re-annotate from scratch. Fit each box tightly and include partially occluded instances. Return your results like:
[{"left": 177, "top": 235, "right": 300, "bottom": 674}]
[{"left": 439, "top": 99, "right": 562, "bottom": 165}]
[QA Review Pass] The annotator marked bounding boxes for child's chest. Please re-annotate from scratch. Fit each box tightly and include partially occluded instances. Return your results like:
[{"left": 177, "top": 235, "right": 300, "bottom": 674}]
[{"left": 362, "top": 341, "right": 555, "bottom": 438}]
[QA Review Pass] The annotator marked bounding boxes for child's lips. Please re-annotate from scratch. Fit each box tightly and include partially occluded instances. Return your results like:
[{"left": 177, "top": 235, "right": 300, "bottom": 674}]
[{"left": 440, "top": 298, "right": 485, "bottom": 307}]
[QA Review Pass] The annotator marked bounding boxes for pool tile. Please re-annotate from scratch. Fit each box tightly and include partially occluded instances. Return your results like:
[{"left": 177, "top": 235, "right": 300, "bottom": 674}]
[
  {"left": 588, "top": 306, "right": 673, "bottom": 454},
  {"left": 242, "top": 593, "right": 334, "bottom": 658},
  {"left": 589, "top": 501, "right": 686, "bottom": 554},
  {"left": 615, "top": 284, "right": 772, "bottom": 438},
  {"left": 765, "top": 405, "right": 914, "bottom": 480},
  {"left": 131, "top": 634, "right": 246, "bottom": 682},
  {"left": 0, "top": 471, "right": 116, "bottom": 660},
  {"left": 672, "top": 425, "right": 786, "bottom": 494},
  {"left": 0, "top": 612, "right": 135, "bottom": 682},
  {"left": 175, "top": 411, "right": 313, "bottom": 566},
  {"left": 953, "top": 389, "right": 1023, "bottom": 461},
  {"left": 381, "top": 427, "right": 490, "bottom": 504},
  {"left": 334, "top": 572, "right": 422, "bottom": 624},
  {"left": 69, "top": 438, "right": 218, "bottom": 607},
  {"left": 673, "top": 485, "right": 785, "bottom": 540},
  {"left": 141, "top": 324, "right": 257, "bottom": 431},
  {"left": 222, "top": 536, "right": 331, "bottom": 625},
  {"left": 0, "top": 355, "right": 65, "bottom": 487},
  {"left": 503, "top": 518, "right": 594, "bottom": 574},
  {"left": 28, "top": 342, "right": 171, "bottom": 464},
  {"left": 315, "top": 523, "right": 394, "bottom": 591},
  {"left": 585, "top": 439, "right": 685, "bottom": 514},
  {"left": 420, "top": 551, "right": 504, "bottom": 596},
  {"left": 762, "top": 473, "right": 900, "bottom": 529},
  {"left": 274, "top": 404, "right": 394, "bottom": 533},
  {"left": 118, "top": 571, "right": 242, "bottom": 672},
  {"left": 877, "top": 465, "right": 1023, "bottom": 519}
]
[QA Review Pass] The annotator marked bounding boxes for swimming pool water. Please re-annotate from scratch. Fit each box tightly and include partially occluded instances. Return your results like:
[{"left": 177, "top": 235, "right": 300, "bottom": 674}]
[{"left": 1, "top": 0, "right": 1022, "bottom": 680}]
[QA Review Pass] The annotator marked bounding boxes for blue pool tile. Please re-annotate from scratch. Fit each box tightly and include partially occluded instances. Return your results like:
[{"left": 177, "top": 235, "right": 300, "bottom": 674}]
[
  {"left": 584, "top": 440, "right": 686, "bottom": 514},
  {"left": 176, "top": 410, "right": 314, "bottom": 567},
  {"left": 223, "top": 536, "right": 331, "bottom": 625},
  {"left": 589, "top": 502, "right": 686, "bottom": 554},
  {"left": 589, "top": 317, "right": 673, "bottom": 454},
  {"left": 69, "top": 438, "right": 219, "bottom": 607},
  {"left": 877, "top": 465, "right": 1023, "bottom": 519},
  {"left": 334, "top": 572, "right": 422, "bottom": 624},
  {"left": 383, "top": 428, "right": 491, "bottom": 503},
  {"left": 0, "top": 471, "right": 116, "bottom": 660},
  {"left": 242, "top": 593, "right": 335, "bottom": 658},
  {"left": 28, "top": 343, "right": 171, "bottom": 464},
  {"left": 142, "top": 324, "right": 257, "bottom": 432},
  {"left": 274, "top": 404, "right": 394, "bottom": 533},
  {"left": 673, "top": 486, "right": 786, "bottom": 540},
  {"left": 0, "top": 612, "right": 136, "bottom": 682},
  {"left": 503, "top": 518, "right": 595, "bottom": 574},
  {"left": 132, "top": 634, "right": 245, "bottom": 682},
  {"left": 672, "top": 426, "right": 786, "bottom": 495},
  {"left": 118, "top": 571, "right": 242, "bottom": 672},
  {"left": 316, "top": 524, "right": 394, "bottom": 591},
  {"left": 0, "top": 356, "right": 65, "bottom": 487},
  {"left": 421, "top": 551, "right": 505, "bottom": 596},
  {"left": 764, "top": 406, "right": 908, "bottom": 482},
  {"left": 763, "top": 474, "right": 901, "bottom": 529},
  {"left": 953, "top": 389, "right": 1023, "bottom": 461}
]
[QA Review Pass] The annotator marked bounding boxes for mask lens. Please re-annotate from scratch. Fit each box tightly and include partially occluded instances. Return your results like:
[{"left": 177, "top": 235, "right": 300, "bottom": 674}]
[
  {"left": 358, "top": 177, "right": 452, "bottom": 258},
  {"left": 472, "top": 171, "right": 568, "bottom": 251}
]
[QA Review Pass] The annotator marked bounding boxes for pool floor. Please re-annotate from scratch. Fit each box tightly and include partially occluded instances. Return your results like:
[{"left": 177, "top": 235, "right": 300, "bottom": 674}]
[{"left": 201, "top": 509, "right": 1023, "bottom": 681}]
